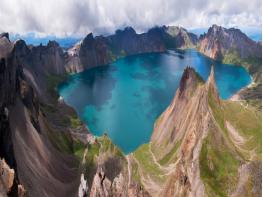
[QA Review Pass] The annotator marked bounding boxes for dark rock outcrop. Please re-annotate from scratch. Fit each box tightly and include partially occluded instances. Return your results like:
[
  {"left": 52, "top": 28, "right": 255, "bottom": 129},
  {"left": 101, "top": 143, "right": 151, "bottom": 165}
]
[
  {"left": 0, "top": 33, "right": 13, "bottom": 58},
  {"left": 0, "top": 33, "right": 9, "bottom": 40},
  {"left": 65, "top": 26, "right": 198, "bottom": 73},
  {"left": 0, "top": 37, "right": 80, "bottom": 197}
]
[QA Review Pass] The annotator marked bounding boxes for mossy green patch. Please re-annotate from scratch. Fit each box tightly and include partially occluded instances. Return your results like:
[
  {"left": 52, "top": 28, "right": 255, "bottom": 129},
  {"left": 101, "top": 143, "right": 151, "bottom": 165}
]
[
  {"left": 159, "top": 140, "right": 181, "bottom": 165},
  {"left": 222, "top": 49, "right": 242, "bottom": 65},
  {"left": 222, "top": 49, "right": 261, "bottom": 83},
  {"left": 73, "top": 140, "right": 86, "bottom": 159},
  {"left": 223, "top": 101, "right": 262, "bottom": 155},
  {"left": 70, "top": 117, "right": 82, "bottom": 128},
  {"left": 134, "top": 144, "right": 164, "bottom": 183},
  {"left": 200, "top": 132, "right": 240, "bottom": 197},
  {"left": 47, "top": 73, "right": 68, "bottom": 100},
  {"left": 208, "top": 87, "right": 262, "bottom": 159}
]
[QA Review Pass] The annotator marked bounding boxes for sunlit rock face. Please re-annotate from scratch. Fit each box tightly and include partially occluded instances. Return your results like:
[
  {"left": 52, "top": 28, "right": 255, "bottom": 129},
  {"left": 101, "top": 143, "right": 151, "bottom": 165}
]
[{"left": 198, "top": 24, "right": 262, "bottom": 60}]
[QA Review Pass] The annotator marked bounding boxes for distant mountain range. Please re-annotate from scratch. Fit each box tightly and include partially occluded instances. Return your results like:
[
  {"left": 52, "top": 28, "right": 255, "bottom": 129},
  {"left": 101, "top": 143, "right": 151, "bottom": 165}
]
[{"left": 9, "top": 27, "right": 261, "bottom": 50}]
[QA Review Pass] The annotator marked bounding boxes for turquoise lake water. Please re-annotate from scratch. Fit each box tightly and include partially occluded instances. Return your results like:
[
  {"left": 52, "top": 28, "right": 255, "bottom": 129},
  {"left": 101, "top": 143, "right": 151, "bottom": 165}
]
[{"left": 58, "top": 49, "right": 251, "bottom": 154}]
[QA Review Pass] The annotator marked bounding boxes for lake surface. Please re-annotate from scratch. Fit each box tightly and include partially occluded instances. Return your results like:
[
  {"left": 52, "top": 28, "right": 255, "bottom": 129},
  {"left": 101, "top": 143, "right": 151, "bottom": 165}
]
[{"left": 58, "top": 49, "right": 251, "bottom": 154}]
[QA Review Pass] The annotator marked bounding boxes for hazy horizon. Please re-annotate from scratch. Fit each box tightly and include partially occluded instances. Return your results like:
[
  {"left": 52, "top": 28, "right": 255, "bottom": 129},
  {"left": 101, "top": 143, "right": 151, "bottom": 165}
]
[
  {"left": 7, "top": 25, "right": 262, "bottom": 48},
  {"left": 1, "top": 0, "right": 261, "bottom": 37}
]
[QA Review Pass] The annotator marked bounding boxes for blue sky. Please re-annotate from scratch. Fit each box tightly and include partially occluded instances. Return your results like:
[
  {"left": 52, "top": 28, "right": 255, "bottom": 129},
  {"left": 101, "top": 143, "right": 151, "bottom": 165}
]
[{"left": 1, "top": 0, "right": 261, "bottom": 37}]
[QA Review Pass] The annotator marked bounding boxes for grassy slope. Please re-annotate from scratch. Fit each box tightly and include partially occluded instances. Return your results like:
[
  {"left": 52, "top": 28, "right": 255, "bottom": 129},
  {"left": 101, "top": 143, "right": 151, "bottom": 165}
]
[
  {"left": 133, "top": 144, "right": 165, "bottom": 183},
  {"left": 200, "top": 89, "right": 262, "bottom": 197}
]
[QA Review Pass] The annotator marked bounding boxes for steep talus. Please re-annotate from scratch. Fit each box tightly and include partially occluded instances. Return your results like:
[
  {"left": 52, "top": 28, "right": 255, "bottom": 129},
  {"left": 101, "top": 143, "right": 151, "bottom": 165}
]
[
  {"left": 131, "top": 66, "right": 261, "bottom": 197},
  {"left": 9, "top": 98, "right": 79, "bottom": 197},
  {"left": 0, "top": 35, "right": 82, "bottom": 196}
]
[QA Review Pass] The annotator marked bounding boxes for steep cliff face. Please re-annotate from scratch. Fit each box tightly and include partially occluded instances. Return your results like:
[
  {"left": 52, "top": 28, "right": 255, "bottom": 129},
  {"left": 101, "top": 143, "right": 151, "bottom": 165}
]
[
  {"left": 198, "top": 25, "right": 262, "bottom": 60},
  {"left": 198, "top": 25, "right": 262, "bottom": 106},
  {"left": 0, "top": 38, "right": 19, "bottom": 173},
  {"left": 131, "top": 67, "right": 261, "bottom": 197},
  {"left": 11, "top": 39, "right": 66, "bottom": 76},
  {"left": 65, "top": 27, "right": 166, "bottom": 73},
  {"left": 9, "top": 39, "right": 68, "bottom": 101},
  {"left": 65, "top": 26, "right": 198, "bottom": 73},
  {"left": 164, "top": 26, "right": 198, "bottom": 49},
  {"left": 108, "top": 27, "right": 166, "bottom": 56},
  {"left": 0, "top": 33, "right": 13, "bottom": 58},
  {"left": 0, "top": 37, "right": 82, "bottom": 197}
]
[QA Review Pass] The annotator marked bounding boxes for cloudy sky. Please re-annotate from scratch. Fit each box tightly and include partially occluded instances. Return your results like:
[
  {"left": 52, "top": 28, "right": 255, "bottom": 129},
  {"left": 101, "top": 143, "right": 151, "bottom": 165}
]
[{"left": 0, "top": 0, "right": 261, "bottom": 37}]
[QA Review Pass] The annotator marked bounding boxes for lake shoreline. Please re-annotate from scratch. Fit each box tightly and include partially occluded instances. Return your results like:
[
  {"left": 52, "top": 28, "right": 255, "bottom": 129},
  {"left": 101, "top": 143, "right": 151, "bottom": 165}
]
[{"left": 230, "top": 77, "right": 255, "bottom": 101}]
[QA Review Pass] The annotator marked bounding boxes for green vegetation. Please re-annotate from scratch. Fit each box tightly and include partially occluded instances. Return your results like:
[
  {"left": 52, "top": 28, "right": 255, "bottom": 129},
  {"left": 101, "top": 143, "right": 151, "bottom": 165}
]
[
  {"left": 222, "top": 49, "right": 242, "bottom": 65},
  {"left": 205, "top": 83, "right": 262, "bottom": 196},
  {"left": 223, "top": 50, "right": 262, "bottom": 109},
  {"left": 208, "top": 89, "right": 226, "bottom": 134},
  {"left": 131, "top": 160, "right": 141, "bottom": 183},
  {"left": 159, "top": 140, "right": 181, "bottom": 165},
  {"left": 224, "top": 101, "right": 262, "bottom": 155},
  {"left": 133, "top": 144, "right": 165, "bottom": 183},
  {"left": 47, "top": 73, "right": 68, "bottom": 100},
  {"left": 222, "top": 49, "right": 262, "bottom": 83},
  {"left": 208, "top": 86, "right": 262, "bottom": 157},
  {"left": 70, "top": 116, "right": 82, "bottom": 128},
  {"left": 79, "top": 134, "right": 126, "bottom": 187},
  {"left": 96, "top": 134, "right": 124, "bottom": 158},
  {"left": 73, "top": 140, "right": 86, "bottom": 159},
  {"left": 200, "top": 132, "right": 240, "bottom": 197}
]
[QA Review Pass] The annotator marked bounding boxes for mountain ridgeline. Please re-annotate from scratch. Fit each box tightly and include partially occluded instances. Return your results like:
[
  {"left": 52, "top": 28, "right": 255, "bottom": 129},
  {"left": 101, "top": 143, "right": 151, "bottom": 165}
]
[
  {"left": 65, "top": 26, "right": 198, "bottom": 73},
  {"left": 0, "top": 24, "right": 261, "bottom": 197},
  {"left": 131, "top": 66, "right": 261, "bottom": 197}
]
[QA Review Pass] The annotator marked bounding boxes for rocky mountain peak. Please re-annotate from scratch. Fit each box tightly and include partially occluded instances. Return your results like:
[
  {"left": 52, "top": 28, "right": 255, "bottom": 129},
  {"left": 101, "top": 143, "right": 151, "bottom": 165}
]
[
  {"left": 199, "top": 25, "right": 262, "bottom": 59},
  {"left": 149, "top": 67, "right": 215, "bottom": 196},
  {"left": 13, "top": 39, "right": 28, "bottom": 51},
  {"left": 179, "top": 67, "right": 198, "bottom": 94},
  {"left": 82, "top": 33, "right": 94, "bottom": 45},
  {"left": 0, "top": 33, "right": 13, "bottom": 58},
  {"left": 0, "top": 33, "right": 9, "bottom": 41},
  {"left": 116, "top": 26, "right": 136, "bottom": 35},
  {"left": 178, "top": 66, "right": 203, "bottom": 99},
  {"left": 47, "top": 40, "right": 60, "bottom": 48}
]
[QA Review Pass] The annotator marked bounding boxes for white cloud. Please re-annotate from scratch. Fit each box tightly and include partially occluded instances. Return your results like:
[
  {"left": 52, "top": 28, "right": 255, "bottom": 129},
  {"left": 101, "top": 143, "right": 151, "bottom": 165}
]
[{"left": 0, "top": 0, "right": 261, "bottom": 37}]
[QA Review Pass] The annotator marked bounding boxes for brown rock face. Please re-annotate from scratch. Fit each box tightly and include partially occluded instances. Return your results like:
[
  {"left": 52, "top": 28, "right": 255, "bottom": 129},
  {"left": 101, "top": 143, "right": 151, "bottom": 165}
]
[
  {"left": 198, "top": 24, "right": 262, "bottom": 60},
  {"left": 0, "top": 36, "right": 81, "bottom": 197},
  {"left": 0, "top": 158, "right": 14, "bottom": 192},
  {"left": 0, "top": 34, "right": 13, "bottom": 58},
  {"left": 150, "top": 66, "right": 219, "bottom": 197}
]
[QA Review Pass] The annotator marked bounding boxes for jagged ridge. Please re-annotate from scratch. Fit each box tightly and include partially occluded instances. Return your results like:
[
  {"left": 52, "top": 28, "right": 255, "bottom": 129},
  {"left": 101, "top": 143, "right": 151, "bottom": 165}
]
[{"left": 131, "top": 66, "right": 261, "bottom": 197}]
